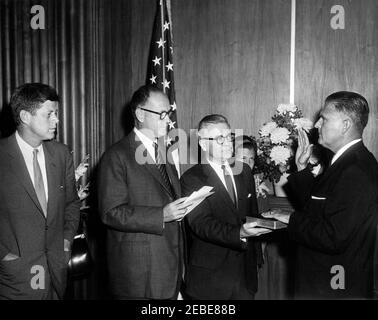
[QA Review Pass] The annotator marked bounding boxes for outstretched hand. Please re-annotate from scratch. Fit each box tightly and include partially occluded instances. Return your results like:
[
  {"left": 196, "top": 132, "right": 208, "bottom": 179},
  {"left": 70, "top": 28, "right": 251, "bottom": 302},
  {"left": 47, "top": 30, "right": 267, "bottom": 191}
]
[
  {"left": 240, "top": 222, "right": 272, "bottom": 238},
  {"left": 295, "top": 128, "right": 313, "bottom": 171}
]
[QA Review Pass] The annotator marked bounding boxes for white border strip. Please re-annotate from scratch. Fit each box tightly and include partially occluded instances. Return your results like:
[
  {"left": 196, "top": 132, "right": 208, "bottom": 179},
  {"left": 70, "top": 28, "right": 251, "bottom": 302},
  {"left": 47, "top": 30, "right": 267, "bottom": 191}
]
[{"left": 290, "top": 0, "right": 296, "bottom": 104}]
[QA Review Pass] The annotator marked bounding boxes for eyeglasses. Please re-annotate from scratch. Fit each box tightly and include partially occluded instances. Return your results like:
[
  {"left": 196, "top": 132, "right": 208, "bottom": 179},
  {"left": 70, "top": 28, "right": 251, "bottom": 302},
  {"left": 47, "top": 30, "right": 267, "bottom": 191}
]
[
  {"left": 201, "top": 133, "right": 235, "bottom": 145},
  {"left": 139, "top": 107, "right": 173, "bottom": 120}
]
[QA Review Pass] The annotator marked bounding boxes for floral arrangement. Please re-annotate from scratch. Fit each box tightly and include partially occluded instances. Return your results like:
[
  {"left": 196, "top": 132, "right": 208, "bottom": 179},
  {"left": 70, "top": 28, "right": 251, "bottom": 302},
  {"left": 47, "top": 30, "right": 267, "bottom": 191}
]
[
  {"left": 255, "top": 104, "right": 313, "bottom": 183},
  {"left": 75, "top": 154, "right": 90, "bottom": 206}
]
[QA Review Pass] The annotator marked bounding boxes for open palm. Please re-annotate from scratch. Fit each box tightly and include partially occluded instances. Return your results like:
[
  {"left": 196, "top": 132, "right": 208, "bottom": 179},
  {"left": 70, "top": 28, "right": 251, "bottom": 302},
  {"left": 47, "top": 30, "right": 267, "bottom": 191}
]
[{"left": 295, "top": 128, "right": 313, "bottom": 171}]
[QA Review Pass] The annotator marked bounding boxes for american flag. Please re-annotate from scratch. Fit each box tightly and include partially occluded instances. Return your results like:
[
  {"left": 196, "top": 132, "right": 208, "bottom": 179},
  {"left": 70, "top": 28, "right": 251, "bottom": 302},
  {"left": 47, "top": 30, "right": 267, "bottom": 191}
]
[{"left": 146, "top": 0, "right": 177, "bottom": 148}]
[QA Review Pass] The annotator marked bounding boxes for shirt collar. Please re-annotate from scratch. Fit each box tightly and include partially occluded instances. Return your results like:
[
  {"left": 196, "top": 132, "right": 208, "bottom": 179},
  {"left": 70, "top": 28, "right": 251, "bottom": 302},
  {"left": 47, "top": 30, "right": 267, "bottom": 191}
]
[
  {"left": 15, "top": 130, "right": 43, "bottom": 153},
  {"left": 134, "top": 127, "right": 156, "bottom": 161},
  {"left": 331, "top": 138, "right": 362, "bottom": 165},
  {"left": 207, "top": 157, "right": 231, "bottom": 172},
  {"left": 134, "top": 127, "right": 155, "bottom": 147}
]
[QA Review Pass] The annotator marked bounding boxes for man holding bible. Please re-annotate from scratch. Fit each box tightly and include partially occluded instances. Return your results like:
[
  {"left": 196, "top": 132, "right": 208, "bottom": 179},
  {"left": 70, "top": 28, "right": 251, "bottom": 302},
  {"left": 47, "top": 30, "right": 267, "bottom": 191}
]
[
  {"left": 180, "top": 114, "right": 271, "bottom": 300},
  {"left": 270, "top": 91, "right": 378, "bottom": 299}
]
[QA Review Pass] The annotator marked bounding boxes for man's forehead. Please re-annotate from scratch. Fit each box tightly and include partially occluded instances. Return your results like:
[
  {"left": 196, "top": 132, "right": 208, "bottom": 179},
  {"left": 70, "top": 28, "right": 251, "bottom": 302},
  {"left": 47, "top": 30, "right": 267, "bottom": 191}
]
[
  {"left": 320, "top": 103, "right": 342, "bottom": 117},
  {"left": 199, "top": 123, "right": 230, "bottom": 137},
  {"left": 146, "top": 92, "right": 169, "bottom": 112},
  {"left": 40, "top": 100, "right": 59, "bottom": 110}
]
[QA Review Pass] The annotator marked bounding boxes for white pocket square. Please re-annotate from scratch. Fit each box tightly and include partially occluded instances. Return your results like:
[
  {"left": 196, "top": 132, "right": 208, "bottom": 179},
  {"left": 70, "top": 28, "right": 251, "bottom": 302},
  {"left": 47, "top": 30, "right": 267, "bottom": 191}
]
[
  {"left": 247, "top": 193, "right": 252, "bottom": 198},
  {"left": 311, "top": 196, "right": 326, "bottom": 200}
]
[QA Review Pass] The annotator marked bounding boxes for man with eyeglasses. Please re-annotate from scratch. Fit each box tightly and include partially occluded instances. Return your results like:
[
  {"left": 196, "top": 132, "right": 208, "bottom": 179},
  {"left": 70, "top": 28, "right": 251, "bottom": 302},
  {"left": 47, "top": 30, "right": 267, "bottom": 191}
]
[
  {"left": 180, "top": 114, "right": 271, "bottom": 300},
  {"left": 98, "top": 85, "right": 190, "bottom": 300}
]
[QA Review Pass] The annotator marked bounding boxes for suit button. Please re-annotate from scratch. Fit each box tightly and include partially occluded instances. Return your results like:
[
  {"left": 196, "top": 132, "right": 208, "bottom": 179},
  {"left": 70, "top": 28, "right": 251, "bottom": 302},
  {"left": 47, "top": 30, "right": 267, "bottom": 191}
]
[
  {"left": 44, "top": 249, "right": 48, "bottom": 254},
  {"left": 45, "top": 226, "right": 48, "bottom": 231}
]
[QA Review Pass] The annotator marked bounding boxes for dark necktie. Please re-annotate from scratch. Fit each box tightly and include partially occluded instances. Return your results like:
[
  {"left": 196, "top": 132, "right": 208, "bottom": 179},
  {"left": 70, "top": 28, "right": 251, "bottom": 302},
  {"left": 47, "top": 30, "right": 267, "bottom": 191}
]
[
  {"left": 154, "top": 142, "right": 176, "bottom": 199},
  {"left": 221, "top": 164, "right": 236, "bottom": 205},
  {"left": 33, "top": 149, "right": 47, "bottom": 216}
]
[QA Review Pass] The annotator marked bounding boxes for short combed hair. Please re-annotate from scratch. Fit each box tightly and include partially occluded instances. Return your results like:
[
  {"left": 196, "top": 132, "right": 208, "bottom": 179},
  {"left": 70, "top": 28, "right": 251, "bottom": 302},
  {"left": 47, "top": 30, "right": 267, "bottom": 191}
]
[
  {"left": 198, "top": 114, "right": 230, "bottom": 132},
  {"left": 129, "top": 85, "right": 165, "bottom": 124},
  {"left": 10, "top": 83, "right": 59, "bottom": 127},
  {"left": 325, "top": 91, "right": 369, "bottom": 134}
]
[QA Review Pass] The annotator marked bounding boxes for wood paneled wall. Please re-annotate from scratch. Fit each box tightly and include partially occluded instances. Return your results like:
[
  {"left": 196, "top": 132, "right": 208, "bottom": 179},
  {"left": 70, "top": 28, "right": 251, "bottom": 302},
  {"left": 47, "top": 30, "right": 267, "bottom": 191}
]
[
  {"left": 123, "top": 0, "right": 378, "bottom": 158},
  {"left": 295, "top": 0, "right": 378, "bottom": 154},
  {"left": 173, "top": 0, "right": 291, "bottom": 137}
]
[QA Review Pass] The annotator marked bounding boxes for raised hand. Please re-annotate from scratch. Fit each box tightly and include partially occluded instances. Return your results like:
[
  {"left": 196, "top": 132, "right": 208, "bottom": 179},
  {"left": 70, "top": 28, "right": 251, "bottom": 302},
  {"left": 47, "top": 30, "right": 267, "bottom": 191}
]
[{"left": 295, "top": 128, "right": 313, "bottom": 171}]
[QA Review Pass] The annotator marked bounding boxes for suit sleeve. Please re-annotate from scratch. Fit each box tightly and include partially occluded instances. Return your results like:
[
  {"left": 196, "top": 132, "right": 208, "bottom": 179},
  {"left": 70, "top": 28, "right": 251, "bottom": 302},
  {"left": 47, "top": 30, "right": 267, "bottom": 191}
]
[
  {"left": 181, "top": 173, "right": 246, "bottom": 251},
  {"left": 288, "top": 166, "right": 375, "bottom": 254},
  {"left": 63, "top": 147, "right": 81, "bottom": 243},
  {"left": 287, "top": 167, "right": 315, "bottom": 210},
  {"left": 97, "top": 148, "right": 164, "bottom": 235}
]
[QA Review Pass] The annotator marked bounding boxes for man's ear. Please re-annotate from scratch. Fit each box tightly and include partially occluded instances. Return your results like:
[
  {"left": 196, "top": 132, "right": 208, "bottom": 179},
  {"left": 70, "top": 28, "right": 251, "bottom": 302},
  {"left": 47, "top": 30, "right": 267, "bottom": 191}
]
[
  {"left": 342, "top": 117, "right": 352, "bottom": 134},
  {"left": 198, "top": 138, "right": 207, "bottom": 152},
  {"left": 19, "top": 110, "right": 30, "bottom": 125},
  {"left": 135, "top": 108, "right": 144, "bottom": 123}
]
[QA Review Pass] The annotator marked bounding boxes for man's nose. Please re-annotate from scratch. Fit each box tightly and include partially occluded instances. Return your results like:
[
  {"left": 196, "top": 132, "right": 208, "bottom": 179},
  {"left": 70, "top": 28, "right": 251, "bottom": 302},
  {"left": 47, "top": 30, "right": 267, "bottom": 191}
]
[{"left": 52, "top": 114, "right": 59, "bottom": 124}]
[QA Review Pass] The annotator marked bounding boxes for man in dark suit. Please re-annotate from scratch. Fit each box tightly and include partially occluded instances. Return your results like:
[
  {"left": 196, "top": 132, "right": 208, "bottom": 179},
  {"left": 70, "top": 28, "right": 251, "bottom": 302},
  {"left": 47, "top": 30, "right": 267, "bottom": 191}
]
[
  {"left": 180, "top": 114, "right": 271, "bottom": 300},
  {"left": 98, "top": 85, "right": 189, "bottom": 299},
  {"left": 0, "top": 83, "right": 80, "bottom": 299},
  {"left": 271, "top": 91, "right": 378, "bottom": 299}
]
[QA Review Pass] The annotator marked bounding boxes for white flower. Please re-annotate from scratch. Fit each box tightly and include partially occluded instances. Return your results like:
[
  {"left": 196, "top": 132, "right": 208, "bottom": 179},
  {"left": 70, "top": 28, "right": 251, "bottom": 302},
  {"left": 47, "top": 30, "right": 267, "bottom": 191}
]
[
  {"left": 78, "top": 183, "right": 90, "bottom": 201},
  {"left": 270, "top": 145, "right": 291, "bottom": 165},
  {"left": 259, "top": 122, "right": 277, "bottom": 137},
  {"left": 277, "top": 104, "right": 297, "bottom": 114},
  {"left": 270, "top": 127, "right": 290, "bottom": 144},
  {"left": 254, "top": 175, "right": 270, "bottom": 198},
  {"left": 293, "top": 117, "right": 313, "bottom": 132},
  {"left": 75, "top": 162, "right": 89, "bottom": 181}
]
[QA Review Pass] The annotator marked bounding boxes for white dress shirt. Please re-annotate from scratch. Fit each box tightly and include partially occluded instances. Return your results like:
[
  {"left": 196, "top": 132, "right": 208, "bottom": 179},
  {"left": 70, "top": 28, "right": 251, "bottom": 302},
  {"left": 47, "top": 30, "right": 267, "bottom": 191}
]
[
  {"left": 15, "top": 131, "right": 49, "bottom": 201},
  {"left": 207, "top": 158, "right": 238, "bottom": 200},
  {"left": 331, "top": 138, "right": 362, "bottom": 165},
  {"left": 134, "top": 127, "right": 156, "bottom": 163}
]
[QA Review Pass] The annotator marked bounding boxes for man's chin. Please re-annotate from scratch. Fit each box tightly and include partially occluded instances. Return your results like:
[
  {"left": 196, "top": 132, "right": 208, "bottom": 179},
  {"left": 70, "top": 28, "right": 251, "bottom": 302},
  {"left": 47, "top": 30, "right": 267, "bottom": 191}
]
[
  {"left": 45, "top": 131, "right": 56, "bottom": 140},
  {"left": 222, "top": 152, "right": 233, "bottom": 161}
]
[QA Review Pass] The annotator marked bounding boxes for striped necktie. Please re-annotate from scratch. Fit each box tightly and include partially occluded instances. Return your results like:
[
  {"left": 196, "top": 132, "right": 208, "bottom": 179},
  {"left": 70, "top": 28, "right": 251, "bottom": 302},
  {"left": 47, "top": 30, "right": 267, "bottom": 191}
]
[
  {"left": 154, "top": 142, "right": 176, "bottom": 199},
  {"left": 221, "top": 164, "right": 236, "bottom": 205},
  {"left": 33, "top": 149, "right": 47, "bottom": 216}
]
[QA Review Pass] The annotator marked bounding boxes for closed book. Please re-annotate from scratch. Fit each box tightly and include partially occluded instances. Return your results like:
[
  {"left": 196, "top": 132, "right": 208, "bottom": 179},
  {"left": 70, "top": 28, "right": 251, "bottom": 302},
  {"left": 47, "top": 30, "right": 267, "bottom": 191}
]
[{"left": 246, "top": 217, "right": 287, "bottom": 230}]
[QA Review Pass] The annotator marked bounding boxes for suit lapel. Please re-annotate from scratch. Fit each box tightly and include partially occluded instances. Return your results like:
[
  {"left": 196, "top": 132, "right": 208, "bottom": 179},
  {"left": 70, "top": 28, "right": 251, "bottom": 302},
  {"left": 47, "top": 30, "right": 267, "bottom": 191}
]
[
  {"left": 128, "top": 131, "right": 174, "bottom": 197},
  {"left": 316, "top": 141, "right": 363, "bottom": 186},
  {"left": 43, "top": 142, "right": 59, "bottom": 222},
  {"left": 201, "top": 164, "right": 237, "bottom": 214},
  {"left": 166, "top": 162, "right": 180, "bottom": 197},
  {"left": 233, "top": 172, "right": 246, "bottom": 218},
  {"left": 5, "top": 134, "right": 45, "bottom": 219}
]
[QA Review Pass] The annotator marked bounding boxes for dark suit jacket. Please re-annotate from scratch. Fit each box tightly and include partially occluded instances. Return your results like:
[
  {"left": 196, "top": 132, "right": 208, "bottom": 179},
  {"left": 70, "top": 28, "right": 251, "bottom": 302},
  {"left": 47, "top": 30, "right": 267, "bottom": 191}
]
[
  {"left": 97, "top": 130, "right": 183, "bottom": 299},
  {"left": 287, "top": 141, "right": 378, "bottom": 299},
  {"left": 0, "top": 134, "right": 80, "bottom": 300},
  {"left": 180, "top": 161, "right": 261, "bottom": 299}
]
